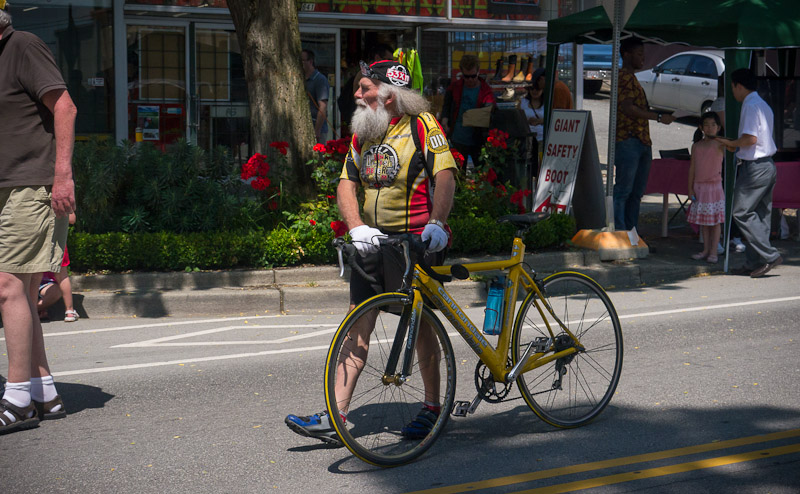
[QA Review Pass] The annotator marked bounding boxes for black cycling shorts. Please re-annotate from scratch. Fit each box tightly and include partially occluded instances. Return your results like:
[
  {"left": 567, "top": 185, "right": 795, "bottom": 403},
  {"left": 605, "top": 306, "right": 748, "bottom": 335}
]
[{"left": 349, "top": 234, "right": 447, "bottom": 306}]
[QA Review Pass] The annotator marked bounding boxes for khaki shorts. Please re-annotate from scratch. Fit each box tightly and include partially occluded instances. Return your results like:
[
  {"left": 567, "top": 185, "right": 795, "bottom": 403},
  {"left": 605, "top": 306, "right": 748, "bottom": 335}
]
[{"left": 0, "top": 186, "right": 67, "bottom": 274}]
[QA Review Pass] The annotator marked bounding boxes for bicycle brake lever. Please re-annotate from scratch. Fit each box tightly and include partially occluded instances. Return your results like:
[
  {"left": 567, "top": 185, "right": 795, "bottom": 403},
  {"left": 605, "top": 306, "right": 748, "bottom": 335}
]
[{"left": 337, "top": 247, "right": 345, "bottom": 278}]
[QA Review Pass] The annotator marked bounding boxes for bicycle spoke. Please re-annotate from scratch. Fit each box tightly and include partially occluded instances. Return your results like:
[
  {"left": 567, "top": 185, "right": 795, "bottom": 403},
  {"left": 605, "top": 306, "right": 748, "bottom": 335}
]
[{"left": 512, "top": 274, "right": 622, "bottom": 428}]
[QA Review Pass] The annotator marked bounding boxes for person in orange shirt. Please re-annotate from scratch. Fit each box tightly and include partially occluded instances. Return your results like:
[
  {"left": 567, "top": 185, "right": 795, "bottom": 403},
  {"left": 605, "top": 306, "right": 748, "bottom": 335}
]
[{"left": 532, "top": 67, "right": 573, "bottom": 110}]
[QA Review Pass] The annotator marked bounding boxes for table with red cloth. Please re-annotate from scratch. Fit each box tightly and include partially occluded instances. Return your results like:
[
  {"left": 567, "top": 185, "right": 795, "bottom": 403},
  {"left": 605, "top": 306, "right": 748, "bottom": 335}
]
[{"left": 645, "top": 158, "right": 800, "bottom": 237}]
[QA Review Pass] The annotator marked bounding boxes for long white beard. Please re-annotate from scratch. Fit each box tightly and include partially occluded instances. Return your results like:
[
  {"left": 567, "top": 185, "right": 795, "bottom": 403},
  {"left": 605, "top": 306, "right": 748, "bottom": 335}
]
[{"left": 351, "top": 101, "right": 391, "bottom": 143}]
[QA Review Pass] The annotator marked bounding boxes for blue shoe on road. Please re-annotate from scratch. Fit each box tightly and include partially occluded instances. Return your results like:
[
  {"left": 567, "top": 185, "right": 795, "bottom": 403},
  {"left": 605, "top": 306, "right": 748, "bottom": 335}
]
[
  {"left": 285, "top": 411, "right": 341, "bottom": 446},
  {"left": 401, "top": 406, "right": 440, "bottom": 439}
]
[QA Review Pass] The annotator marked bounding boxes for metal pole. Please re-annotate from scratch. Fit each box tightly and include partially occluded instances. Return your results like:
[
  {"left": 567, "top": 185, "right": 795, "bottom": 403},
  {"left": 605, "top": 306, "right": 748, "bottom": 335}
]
[{"left": 606, "top": 0, "right": 623, "bottom": 231}]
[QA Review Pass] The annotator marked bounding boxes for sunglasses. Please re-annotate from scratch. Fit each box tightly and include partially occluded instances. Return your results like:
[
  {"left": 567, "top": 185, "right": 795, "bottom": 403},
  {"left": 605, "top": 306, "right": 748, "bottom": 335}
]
[
  {"left": 360, "top": 61, "right": 377, "bottom": 79},
  {"left": 462, "top": 74, "right": 478, "bottom": 79}
]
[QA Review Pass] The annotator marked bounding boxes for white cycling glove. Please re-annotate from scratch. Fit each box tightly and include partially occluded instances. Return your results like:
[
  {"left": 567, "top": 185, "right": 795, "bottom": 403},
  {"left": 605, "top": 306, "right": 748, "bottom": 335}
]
[
  {"left": 349, "top": 224, "right": 386, "bottom": 255},
  {"left": 421, "top": 222, "right": 448, "bottom": 253}
]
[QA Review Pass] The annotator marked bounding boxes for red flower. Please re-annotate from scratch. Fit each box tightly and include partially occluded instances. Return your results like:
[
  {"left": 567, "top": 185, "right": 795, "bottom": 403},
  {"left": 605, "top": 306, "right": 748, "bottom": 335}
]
[
  {"left": 450, "top": 149, "right": 465, "bottom": 167},
  {"left": 269, "top": 141, "right": 289, "bottom": 155},
  {"left": 309, "top": 219, "right": 317, "bottom": 226},
  {"left": 250, "top": 177, "right": 270, "bottom": 191},
  {"left": 510, "top": 189, "right": 532, "bottom": 213},
  {"left": 485, "top": 168, "right": 498, "bottom": 184},
  {"left": 326, "top": 195, "right": 335, "bottom": 200},
  {"left": 330, "top": 220, "right": 348, "bottom": 238},
  {"left": 268, "top": 200, "right": 278, "bottom": 210},
  {"left": 240, "top": 161, "right": 257, "bottom": 180},
  {"left": 313, "top": 143, "right": 327, "bottom": 153}
]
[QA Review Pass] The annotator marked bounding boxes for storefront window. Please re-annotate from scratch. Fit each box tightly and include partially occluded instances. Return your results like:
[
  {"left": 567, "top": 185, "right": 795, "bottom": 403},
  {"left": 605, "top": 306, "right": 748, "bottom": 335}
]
[
  {"left": 127, "top": 25, "right": 187, "bottom": 147},
  {"left": 421, "top": 31, "right": 550, "bottom": 117},
  {"left": 9, "top": 0, "right": 115, "bottom": 137},
  {"left": 125, "top": 0, "right": 229, "bottom": 7},
  {"left": 300, "top": 0, "right": 445, "bottom": 17},
  {"left": 196, "top": 28, "right": 249, "bottom": 161}
]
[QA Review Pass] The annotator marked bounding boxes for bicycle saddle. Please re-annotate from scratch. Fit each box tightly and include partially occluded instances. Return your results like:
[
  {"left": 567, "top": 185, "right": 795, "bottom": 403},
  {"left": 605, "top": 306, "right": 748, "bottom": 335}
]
[{"left": 498, "top": 212, "right": 551, "bottom": 228}]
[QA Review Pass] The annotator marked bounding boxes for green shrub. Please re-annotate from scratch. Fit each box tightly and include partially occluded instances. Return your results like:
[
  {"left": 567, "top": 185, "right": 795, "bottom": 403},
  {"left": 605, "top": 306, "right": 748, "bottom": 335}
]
[
  {"left": 67, "top": 213, "right": 575, "bottom": 273},
  {"left": 450, "top": 213, "right": 576, "bottom": 254}
]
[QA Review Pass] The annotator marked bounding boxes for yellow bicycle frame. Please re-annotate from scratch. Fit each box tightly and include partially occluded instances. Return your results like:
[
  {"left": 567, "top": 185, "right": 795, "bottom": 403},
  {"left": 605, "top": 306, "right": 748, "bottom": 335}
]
[{"left": 409, "top": 237, "right": 582, "bottom": 382}]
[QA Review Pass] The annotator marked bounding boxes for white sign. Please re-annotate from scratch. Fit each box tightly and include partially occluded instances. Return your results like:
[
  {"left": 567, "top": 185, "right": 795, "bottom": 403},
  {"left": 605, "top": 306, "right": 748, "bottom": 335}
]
[
  {"left": 87, "top": 77, "right": 104, "bottom": 87},
  {"left": 533, "top": 110, "right": 589, "bottom": 213}
]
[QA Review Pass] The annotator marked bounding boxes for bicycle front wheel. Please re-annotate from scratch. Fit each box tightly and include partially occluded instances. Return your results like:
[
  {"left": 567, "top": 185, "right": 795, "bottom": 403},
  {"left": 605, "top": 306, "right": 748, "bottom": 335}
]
[
  {"left": 511, "top": 272, "right": 623, "bottom": 428},
  {"left": 324, "top": 293, "right": 456, "bottom": 467}
]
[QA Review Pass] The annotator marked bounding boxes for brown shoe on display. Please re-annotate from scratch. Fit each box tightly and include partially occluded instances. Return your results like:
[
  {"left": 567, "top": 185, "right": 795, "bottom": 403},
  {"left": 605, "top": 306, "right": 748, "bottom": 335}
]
[
  {"left": 749, "top": 255, "right": 783, "bottom": 278},
  {"left": 501, "top": 54, "right": 517, "bottom": 82},
  {"left": 525, "top": 56, "right": 535, "bottom": 81},
  {"left": 513, "top": 56, "right": 529, "bottom": 82},
  {"left": 491, "top": 57, "right": 505, "bottom": 81}
]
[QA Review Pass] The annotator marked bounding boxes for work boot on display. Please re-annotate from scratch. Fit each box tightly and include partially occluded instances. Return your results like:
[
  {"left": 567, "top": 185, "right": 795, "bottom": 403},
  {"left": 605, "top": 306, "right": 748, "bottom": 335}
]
[
  {"left": 525, "top": 56, "right": 535, "bottom": 81},
  {"left": 491, "top": 57, "right": 505, "bottom": 81},
  {"left": 513, "top": 56, "right": 529, "bottom": 82},
  {"left": 501, "top": 54, "right": 517, "bottom": 82}
]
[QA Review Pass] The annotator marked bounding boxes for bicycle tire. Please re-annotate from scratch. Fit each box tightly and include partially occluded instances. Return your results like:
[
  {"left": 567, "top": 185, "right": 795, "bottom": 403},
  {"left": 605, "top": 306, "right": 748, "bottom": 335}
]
[
  {"left": 511, "top": 272, "right": 623, "bottom": 428},
  {"left": 324, "top": 293, "right": 456, "bottom": 467}
]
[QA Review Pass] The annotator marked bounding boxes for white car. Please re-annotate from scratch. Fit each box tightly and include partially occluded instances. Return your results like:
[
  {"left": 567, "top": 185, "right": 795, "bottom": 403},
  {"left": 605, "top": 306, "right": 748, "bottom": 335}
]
[{"left": 635, "top": 50, "right": 724, "bottom": 117}]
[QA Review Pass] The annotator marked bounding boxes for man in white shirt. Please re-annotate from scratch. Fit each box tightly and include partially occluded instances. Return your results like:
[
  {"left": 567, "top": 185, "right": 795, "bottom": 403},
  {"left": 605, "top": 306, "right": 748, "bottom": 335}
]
[{"left": 715, "top": 68, "right": 781, "bottom": 278}]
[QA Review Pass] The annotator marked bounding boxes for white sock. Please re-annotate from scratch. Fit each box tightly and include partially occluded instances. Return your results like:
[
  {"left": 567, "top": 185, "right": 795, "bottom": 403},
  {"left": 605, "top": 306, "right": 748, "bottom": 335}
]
[
  {"left": 2, "top": 381, "right": 32, "bottom": 424},
  {"left": 30, "top": 376, "right": 59, "bottom": 404}
]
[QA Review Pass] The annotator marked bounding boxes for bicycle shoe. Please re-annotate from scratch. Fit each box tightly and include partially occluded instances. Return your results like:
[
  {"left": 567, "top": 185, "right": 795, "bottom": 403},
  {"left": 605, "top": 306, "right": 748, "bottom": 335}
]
[
  {"left": 401, "top": 405, "right": 440, "bottom": 440},
  {"left": 285, "top": 411, "right": 342, "bottom": 446}
]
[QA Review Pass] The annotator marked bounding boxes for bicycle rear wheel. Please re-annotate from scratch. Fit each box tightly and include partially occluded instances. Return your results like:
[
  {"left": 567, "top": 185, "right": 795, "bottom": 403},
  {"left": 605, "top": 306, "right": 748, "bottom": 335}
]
[
  {"left": 324, "top": 293, "right": 456, "bottom": 467},
  {"left": 511, "top": 272, "right": 623, "bottom": 428}
]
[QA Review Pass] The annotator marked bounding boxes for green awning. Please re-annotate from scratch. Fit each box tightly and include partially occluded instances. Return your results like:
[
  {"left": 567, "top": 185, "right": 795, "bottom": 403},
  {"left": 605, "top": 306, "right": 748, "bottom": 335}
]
[{"left": 548, "top": 0, "right": 800, "bottom": 49}]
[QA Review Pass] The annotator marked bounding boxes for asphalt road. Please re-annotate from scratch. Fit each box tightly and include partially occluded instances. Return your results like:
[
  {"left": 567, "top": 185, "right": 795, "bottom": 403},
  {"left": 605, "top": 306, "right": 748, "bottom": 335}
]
[
  {"left": 2, "top": 265, "right": 799, "bottom": 493},
  {"left": 582, "top": 90, "right": 700, "bottom": 165}
]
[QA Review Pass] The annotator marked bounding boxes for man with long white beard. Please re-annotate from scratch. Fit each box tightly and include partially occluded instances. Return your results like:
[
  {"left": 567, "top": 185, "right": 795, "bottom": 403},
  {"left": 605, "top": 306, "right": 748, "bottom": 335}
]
[{"left": 285, "top": 60, "right": 457, "bottom": 446}]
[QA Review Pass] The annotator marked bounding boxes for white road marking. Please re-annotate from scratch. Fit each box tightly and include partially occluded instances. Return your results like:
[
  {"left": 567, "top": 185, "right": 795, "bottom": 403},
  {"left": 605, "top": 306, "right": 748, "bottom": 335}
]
[
  {"left": 0, "top": 314, "right": 285, "bottom": 342},
  {"left": 111, "top": 325, "right": 338, "bottom": 348},
  {"left": 35, "top": 294, "right": 800, "bottom": 378}
]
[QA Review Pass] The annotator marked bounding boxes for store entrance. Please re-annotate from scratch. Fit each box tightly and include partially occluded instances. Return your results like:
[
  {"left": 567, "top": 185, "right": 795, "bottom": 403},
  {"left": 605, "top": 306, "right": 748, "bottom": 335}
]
[{"left": 126, "top": 21, "right": 248, "bottom": 159}]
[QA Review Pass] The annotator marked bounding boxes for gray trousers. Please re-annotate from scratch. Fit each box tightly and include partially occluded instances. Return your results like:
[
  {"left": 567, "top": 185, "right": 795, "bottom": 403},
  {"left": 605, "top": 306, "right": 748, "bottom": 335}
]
[{"left": 732, "top": 157, "right": 780, "bottom": 267}]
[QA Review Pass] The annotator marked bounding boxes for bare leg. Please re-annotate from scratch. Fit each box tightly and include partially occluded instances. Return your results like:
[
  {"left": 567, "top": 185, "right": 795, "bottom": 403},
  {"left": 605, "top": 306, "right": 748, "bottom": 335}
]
[
  {"left": 702, "top": 225, "right": 714, "bottom": 257},
  {"left": 0, "top": 273, "right": 34, "bottom": 383},
  {"left": 710, "top": 223, "right": 722, "bottom": 253},
  {"left": 334, "top": 304, "right": 377, "bottom": 414},
  {"left": 37, "top": 283, "right": 63, "bottom": 314},
  {"left": 26, "top": 277, "right": 52, "bottom": 379},
  {"left": 55, "top": 268, "right": 73, "bottom": 312},
  {"left": 415, "top": 321, "right": 441, "bottom": 404}
]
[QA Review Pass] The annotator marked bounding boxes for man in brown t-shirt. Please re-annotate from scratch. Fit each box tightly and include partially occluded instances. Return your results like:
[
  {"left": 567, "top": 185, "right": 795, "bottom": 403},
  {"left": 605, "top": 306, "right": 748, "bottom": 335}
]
[
  {"left": 0, "top": 4, "right": 77, "bottom": 435},
  {"left": 613, "top": 37, "right": 675, "bottom": 232}
]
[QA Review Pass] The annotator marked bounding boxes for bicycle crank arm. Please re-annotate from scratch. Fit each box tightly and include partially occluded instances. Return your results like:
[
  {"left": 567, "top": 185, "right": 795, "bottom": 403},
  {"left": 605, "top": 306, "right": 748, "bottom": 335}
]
[
  {"left": 451, "top": 392, "right": 483, "bottom": 417},
  {"left": 505, "top": 340, "right": 536, "bottom": 382}
]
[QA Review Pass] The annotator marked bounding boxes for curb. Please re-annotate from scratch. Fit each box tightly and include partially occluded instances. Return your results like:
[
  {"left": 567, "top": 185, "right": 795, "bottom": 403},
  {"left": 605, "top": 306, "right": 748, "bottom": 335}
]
[{"left": 57, "top": 248, "right": 724, "bottom": 319}]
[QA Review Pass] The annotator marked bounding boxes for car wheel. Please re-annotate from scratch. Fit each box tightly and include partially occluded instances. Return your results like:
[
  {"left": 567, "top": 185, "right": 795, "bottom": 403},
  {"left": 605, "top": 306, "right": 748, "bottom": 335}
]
[
  {"left": 701, "top": 100, "right": 713, "bottom": 115},
  {"left": 584, "top": 79, "right": 603, "bottom": 96}
]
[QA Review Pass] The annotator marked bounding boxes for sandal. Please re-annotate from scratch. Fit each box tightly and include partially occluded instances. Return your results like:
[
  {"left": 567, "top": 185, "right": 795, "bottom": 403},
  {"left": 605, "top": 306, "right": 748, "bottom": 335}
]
[
  {"left": 0, "top": 399, "right": 40, "bottom": 435},
  {"left": 691, "top": 252, "right": 707, "bottom": 261},
  {"left": 64, "top": 309, "right": 79, "bottom": 322},
  {"left": 706, "top": 255, "right": 718, "bottom": 264},
  {"left": 33, "top": 395, "right": 67, "bottom": 420}
]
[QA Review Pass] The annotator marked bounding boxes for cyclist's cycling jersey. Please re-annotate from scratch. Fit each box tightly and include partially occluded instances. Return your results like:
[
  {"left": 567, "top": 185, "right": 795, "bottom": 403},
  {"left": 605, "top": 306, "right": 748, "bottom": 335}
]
[{"left": 340, "top": 112, "right": 457, "bottom": 233}]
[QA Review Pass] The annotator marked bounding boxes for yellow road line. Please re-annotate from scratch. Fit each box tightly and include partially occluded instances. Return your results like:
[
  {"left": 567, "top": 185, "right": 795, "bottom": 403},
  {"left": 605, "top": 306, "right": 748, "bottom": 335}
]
[
  {"left": 404, "top": 428, "right": 800, "bottom": 494},
  {"left": 514, "top": 442, "right": 800, "bottom": 494}
]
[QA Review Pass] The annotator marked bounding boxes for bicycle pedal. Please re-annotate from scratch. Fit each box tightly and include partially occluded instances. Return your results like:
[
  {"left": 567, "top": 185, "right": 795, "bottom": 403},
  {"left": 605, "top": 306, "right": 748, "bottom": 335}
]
[
  {"left": 451, "top": 401, "right": 472, "bottom": 417},
  {"left": 533, "top": 337, "right": 551, "bottom": 353}
]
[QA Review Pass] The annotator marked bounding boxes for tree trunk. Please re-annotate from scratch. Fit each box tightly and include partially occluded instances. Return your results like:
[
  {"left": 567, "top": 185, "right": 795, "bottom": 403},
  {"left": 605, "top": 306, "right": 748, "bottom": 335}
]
[{"left": 228, "top": 0, "right": 315, "bottom": 196}]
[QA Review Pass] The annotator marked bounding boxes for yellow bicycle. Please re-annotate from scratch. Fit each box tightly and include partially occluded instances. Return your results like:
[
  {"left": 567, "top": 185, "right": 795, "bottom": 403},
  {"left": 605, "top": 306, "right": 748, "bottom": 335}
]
[{"left": 325, "top": 212, "right": 623, "bottom": 467}]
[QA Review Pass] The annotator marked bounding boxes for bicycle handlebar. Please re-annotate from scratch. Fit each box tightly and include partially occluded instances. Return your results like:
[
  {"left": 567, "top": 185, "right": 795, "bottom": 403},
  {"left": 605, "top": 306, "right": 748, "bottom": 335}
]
[{"left": 333, "top": 234, "right": 452, "bottom": 286}]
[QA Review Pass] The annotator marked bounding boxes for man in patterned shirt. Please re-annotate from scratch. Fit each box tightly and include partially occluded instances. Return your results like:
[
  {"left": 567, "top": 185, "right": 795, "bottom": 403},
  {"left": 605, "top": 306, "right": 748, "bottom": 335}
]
[
  {"left": 286, "top": 60, "right": 457, "bottom": 445},
  {"left": 614, "top": 37, "right": 675, "bottom": 232}
]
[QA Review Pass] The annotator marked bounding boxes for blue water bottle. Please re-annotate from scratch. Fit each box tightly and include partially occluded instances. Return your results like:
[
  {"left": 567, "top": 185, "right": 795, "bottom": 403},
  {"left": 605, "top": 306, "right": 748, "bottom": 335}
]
[{"left": 483, "top": 276, "right": 505, "bottom": 335}]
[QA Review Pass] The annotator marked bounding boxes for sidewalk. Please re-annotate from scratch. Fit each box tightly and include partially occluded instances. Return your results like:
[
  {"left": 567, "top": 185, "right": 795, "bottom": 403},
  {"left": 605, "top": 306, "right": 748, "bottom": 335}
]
[{"left": 58, "top": 196, "right": 799, "bottom": 319}]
